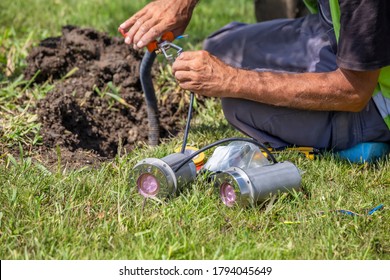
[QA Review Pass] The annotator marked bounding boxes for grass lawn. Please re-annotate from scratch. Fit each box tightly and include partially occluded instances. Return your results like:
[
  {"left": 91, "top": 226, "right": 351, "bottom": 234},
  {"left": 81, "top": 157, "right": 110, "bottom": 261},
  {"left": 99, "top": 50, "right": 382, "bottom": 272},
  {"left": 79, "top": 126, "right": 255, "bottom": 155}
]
[{"left": 0, "top": 0, "right": 389, "bottom": 260}]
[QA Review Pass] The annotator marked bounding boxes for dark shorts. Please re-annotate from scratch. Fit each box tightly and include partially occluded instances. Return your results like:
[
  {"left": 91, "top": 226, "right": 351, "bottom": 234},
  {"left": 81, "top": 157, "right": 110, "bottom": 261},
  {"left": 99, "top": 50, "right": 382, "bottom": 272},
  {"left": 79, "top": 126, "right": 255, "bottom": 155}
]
[{"left": 203, "top": 15, "right": 390, "bottom": 150}]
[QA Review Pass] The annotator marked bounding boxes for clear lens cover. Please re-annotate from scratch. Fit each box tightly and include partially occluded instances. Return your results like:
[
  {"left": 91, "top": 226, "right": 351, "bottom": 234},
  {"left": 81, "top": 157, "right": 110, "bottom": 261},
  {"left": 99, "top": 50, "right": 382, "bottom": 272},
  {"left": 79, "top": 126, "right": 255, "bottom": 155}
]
[{"left": 203, "top": 141, "right": 269, "bottom": 172}]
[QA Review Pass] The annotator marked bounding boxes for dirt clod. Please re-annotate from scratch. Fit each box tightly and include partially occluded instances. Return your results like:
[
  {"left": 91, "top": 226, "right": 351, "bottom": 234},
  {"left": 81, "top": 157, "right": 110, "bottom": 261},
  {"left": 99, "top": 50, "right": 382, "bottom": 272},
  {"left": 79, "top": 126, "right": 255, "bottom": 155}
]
[{"left": 24, "top": 26, "right": 196, "bottom": 165}]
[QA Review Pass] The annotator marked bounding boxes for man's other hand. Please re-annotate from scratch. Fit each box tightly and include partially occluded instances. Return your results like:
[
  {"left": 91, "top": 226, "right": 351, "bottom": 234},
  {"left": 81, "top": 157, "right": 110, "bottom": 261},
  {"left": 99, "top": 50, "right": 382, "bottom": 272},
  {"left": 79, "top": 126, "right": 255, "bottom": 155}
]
[{"left": 172, "top": 50, "right": 238, "bottom": 97}]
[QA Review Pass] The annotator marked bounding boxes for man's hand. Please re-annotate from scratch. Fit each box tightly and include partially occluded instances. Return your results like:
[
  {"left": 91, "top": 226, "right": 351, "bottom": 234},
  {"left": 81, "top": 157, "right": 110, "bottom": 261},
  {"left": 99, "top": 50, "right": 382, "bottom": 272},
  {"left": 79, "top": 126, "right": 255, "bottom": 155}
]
[
  {"left": 119, "top": 0, "right": 197, "bottom": 49},
  {"left": 172, "top": 50, "right": 238, "bottom": 97}
]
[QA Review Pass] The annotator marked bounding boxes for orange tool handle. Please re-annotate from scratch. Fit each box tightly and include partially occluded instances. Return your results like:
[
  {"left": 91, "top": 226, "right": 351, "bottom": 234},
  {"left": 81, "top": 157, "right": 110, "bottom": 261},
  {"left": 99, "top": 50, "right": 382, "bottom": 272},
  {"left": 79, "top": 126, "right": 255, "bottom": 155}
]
[
  {"left": 118, "top": 28, "right": 174, "bottom": 53},
  {"left": 161, "top": 31, "right": 175, "bottom": 42},
  {"left": 147, "top": 31, "right": 175, "bottom": 52},
  {"left": 118, "top": 28, "right": 127, "bottom": 38},
  {"left": 146, "top": 41, "right": 159, "bottom": 53}
]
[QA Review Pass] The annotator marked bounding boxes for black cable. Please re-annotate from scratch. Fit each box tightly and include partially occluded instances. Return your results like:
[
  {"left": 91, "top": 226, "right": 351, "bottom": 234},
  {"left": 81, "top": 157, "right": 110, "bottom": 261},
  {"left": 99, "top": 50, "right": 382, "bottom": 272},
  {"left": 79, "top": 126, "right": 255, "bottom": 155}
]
[
  {"left": 180, "top": 92, "right": 195, "bottom": 153},
  {"left": 140, "top": 51, "right": 159, "bottom": 146},
  {"left": 174, "top": 137, "right": 278, "bottom": 173}
]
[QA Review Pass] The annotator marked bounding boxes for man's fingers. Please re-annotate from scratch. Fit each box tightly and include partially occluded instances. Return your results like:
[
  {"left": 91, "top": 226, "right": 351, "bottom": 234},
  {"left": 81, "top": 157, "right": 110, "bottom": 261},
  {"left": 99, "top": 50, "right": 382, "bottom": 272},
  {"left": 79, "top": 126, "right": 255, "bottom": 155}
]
[
  {"left": 172, "top": 59, "right": 192, "bottom": 74},
  {"left": 124, "top": 15, "right": 150, "bottom": 46},
  {"left": 177, "top": 80, "right": 203, "bottom": 93},
  {"left": 176, "top": 51, "right": 198, "bottom": 61},
  {"left": 119, "top": 9, "right": 146, "bottom": 31},
  {"left": 174, "top": 70, "right": 193, "bottom": 82},
  {"left": 137, "top": 22, "right": 171, "bottom": 49},
  {"left": 176, "top": 80, "right": 194, "bottom": 91},
  {"left": 119, "top": 17, "right": 137, "bottom": 32},
  {"left": 133, "top": 19, "right": 161, "bottom": 48}
]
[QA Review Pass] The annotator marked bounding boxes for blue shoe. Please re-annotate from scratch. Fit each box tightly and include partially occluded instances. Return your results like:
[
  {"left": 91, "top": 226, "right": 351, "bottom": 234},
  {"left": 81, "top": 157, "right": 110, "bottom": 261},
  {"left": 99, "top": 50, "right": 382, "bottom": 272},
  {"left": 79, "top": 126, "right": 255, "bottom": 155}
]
[{"left": 336, "top": 142, "right": 390, "bottom": 163}]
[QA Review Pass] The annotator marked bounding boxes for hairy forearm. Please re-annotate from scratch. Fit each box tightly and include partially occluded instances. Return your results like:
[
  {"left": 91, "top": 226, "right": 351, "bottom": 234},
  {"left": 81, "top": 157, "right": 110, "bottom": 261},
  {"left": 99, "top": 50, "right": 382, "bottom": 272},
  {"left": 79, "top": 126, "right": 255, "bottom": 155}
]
[
  {"left": 226, "top": 68, "right": 378, "bottom": 112},
  {"left": 172, "top": 51, "right": 379, "bottom": 111}
]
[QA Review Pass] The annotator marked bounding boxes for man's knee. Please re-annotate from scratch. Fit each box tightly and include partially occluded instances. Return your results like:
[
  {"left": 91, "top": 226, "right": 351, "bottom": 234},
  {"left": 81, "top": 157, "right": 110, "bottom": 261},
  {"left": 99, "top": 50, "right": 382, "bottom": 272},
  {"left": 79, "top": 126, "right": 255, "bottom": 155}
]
[
  {"left": 202, "top": 22, "right": 246, "bottom": 67},
  {"left": 203, "top": 36, "right": 216, "bottom": 54},
  {"left": 202, "top": 22, "right": 240, "bottom": 53},
  {"left": 203, "top": 34, "right": 225, "bottom": 59}
]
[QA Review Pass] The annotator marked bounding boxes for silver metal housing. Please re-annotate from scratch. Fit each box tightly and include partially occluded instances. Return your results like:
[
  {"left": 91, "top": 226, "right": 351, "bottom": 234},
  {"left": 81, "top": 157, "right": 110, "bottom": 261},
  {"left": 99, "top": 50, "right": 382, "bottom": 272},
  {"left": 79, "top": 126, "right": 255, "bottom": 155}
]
[
  {"left": 132, "top": 153, "right": 196, "bottom": 199},
  {"left": 215, "top": 161, "right": 302, "bottom": 207}
]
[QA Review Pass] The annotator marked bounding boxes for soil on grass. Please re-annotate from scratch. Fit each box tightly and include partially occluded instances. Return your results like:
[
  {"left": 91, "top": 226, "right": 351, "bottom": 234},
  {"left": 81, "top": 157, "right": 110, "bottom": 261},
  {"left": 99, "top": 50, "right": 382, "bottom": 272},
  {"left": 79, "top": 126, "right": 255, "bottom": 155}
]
[{"left": 23, "top": 26, "right": 199, "bottom": 168}]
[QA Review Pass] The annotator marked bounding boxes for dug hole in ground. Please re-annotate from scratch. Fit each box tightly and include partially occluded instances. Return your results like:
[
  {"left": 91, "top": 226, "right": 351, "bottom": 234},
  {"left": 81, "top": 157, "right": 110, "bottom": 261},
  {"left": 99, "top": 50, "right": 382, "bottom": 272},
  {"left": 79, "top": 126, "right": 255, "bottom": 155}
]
[{"left": 23, "top": 26, "right": 205, "bottom": 168}]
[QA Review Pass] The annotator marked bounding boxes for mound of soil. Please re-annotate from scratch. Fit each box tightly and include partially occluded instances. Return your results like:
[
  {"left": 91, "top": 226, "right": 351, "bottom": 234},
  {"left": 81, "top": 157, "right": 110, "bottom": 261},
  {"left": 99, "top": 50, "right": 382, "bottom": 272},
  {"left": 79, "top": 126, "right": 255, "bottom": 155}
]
[{"left": 25, "top": 26, "right": 196, "bottom": 166}]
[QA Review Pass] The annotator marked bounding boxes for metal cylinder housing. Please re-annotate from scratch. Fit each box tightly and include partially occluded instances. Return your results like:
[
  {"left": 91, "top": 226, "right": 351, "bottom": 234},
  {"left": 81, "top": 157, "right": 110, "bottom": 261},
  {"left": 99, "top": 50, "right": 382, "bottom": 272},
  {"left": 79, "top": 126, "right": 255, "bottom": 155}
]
[
  {"left": 215, "top": 161, "right": 302, "bottom": 207},
  {"left": 132, "top": 153, "right": 196, "bottom": 199}
]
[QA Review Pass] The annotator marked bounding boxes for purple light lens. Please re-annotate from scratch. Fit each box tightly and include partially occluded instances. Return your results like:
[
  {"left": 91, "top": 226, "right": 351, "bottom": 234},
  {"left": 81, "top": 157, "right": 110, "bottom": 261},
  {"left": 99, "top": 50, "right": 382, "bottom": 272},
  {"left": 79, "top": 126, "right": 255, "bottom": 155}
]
[
  {"left": 220, "top": 183, "right": 237, "bottom": 207},
  {"left": 137, "top": 173, "right": 160, "bottom": 197}
]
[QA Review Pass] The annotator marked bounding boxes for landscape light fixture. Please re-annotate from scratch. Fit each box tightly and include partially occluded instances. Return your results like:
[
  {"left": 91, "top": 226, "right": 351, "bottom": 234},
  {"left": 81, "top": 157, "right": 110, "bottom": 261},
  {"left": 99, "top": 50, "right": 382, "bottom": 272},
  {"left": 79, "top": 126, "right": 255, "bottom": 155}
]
[
  {"left": 215, "top": 161, "right": 302, "bottom": 207},
  {"left": 132, "top": 153, "right": 196, "bottom": 199}
]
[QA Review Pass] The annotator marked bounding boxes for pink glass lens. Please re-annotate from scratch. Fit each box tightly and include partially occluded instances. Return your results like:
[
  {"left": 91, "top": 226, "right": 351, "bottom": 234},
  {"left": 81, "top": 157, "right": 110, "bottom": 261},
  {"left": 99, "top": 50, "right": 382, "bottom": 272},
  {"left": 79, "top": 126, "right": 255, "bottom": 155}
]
[
  {"left": 220, "top": 183, "right": 237, "bottom": 207},
  {"left": 137, "top": 173, "right": 160, "bottom": 197}
]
